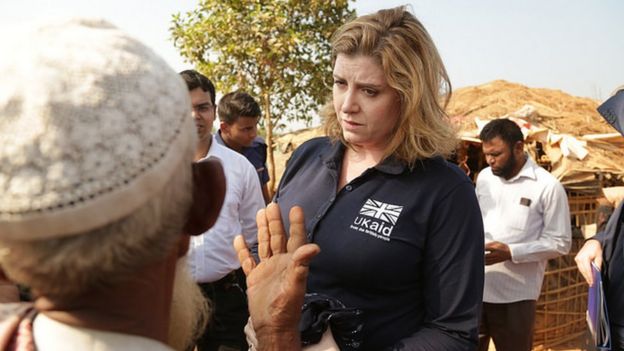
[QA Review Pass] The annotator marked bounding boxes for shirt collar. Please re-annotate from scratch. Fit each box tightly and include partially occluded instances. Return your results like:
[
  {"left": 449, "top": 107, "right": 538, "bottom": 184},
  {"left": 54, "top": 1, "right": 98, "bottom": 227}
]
[
  {"left": 215, "top": 129, "right": 252, "bottom": 153},
  {"left": 505, "top": 153, "right": 537, "bottom": 182},
  {"left": 321, "top": 140, "right": 406, "bottom": 175},
  {"left": 215, "top": 130, "right": 227, "bottom": 145}
]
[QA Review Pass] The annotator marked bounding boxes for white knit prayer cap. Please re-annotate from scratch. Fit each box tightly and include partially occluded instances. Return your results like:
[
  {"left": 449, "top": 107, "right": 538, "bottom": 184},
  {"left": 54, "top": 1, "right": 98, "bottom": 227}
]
[{"left": 0, "top": 18, "right": 196, "bottom": 241}]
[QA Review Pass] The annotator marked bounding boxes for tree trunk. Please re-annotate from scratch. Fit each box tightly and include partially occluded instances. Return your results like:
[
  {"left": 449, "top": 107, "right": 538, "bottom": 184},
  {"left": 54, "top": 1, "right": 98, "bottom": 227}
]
[{"left": 262, "top": 92, "right": 276, "bottom": 199}]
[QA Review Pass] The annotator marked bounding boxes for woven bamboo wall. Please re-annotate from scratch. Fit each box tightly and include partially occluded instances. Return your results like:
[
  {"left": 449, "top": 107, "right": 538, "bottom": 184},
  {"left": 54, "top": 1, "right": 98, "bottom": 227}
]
[
  {"left": 532, "top": 193, "right": 597, "bottom": 349},
  {"left": 533, "top": 237, "right": 587, "bottom": 349}
]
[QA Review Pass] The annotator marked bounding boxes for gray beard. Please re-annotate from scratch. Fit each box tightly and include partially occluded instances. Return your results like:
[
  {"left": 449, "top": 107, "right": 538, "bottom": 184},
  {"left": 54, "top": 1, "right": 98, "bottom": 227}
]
[{"left": 167, "top": 257, "right": 211, "bottom": 351}]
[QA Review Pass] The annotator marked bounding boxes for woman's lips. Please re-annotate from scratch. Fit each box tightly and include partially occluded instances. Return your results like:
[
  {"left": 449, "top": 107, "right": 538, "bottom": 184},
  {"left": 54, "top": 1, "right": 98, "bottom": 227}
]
[{"left": 342, "top": 119, "right": 363, "bottom": 130}]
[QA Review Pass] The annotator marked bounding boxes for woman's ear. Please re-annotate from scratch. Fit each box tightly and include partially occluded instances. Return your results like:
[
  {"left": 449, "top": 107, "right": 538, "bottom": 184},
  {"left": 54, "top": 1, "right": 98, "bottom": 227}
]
[{"left": 183, "top": 157, "right": 226, "bottom": 236}]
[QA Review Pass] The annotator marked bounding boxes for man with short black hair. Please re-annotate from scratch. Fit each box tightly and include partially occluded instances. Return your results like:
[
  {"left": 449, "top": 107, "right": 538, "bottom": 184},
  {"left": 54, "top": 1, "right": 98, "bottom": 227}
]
[
  {"left": 179, "top": 70, "right": 265, "bottom": 351},
  {"left": 216, "top": 91, "right": 271, "bottom": 203},
  {"left": 476, "top": 118, "right": 571, "bottom": 351}
]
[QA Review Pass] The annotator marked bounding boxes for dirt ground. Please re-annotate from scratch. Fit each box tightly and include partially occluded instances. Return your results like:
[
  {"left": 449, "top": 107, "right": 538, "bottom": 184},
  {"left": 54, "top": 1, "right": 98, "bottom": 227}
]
[{"left": 487, "top": 330, "right": 592, "bottom": 351}]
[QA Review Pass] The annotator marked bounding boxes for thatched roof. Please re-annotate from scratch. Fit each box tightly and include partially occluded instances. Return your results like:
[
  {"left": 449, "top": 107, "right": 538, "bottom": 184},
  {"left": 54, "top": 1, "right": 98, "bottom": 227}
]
[
  {"left": 271, "top": 80, "right": 624, "bottom": 191},
  {"left": 448, "top": 80, "right": 624, "bottom": 190},
  {"left": 448, "top": 80, "right": 613, "bottom": 135}
]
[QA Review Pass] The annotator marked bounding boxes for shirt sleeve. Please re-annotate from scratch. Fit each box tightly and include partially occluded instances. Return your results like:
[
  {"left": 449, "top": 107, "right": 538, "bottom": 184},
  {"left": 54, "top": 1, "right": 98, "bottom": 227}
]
[
  {"left": 391, "top": 181, "right": 484, "bottom": 350},
  {"left": 239, "top": 161, "right": 266, "bottom": 247},
  {"left": 508, "top": 181, "right": 571, "bottom": 263}
]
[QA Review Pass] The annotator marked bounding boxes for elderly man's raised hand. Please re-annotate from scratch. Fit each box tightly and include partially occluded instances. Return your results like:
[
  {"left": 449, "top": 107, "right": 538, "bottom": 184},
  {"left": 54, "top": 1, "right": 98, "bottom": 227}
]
[{"left": 234, "top": 203, "right": 320, "bottom": 351}]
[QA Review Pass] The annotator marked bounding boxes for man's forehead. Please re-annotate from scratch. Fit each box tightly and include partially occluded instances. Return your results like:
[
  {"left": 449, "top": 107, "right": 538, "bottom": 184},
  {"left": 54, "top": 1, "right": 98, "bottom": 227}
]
[
  {"left": 190, "top": 88, "right": 213, "bottom": 105},
  {"left": 232, "top": 116, "right": 259, "bottom": 126},
  {"left": 482, "top": 136, "right": 508, "bottom": 149}
]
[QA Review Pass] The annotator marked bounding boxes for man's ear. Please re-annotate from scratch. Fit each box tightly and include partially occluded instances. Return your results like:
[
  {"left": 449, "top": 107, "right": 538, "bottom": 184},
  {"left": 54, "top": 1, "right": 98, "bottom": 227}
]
[
  {"left": 220, "top": 121, "right": 230, "bottom": 135},
  {"left": 183, "top": 157, "right": 226, "bottom": 236},
  {"left": 513, "top": 140, "right": 525, "bottom": 156}
]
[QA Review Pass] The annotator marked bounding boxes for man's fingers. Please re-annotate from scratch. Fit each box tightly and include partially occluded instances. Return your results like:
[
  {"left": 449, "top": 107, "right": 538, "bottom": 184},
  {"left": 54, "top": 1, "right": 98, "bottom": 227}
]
[
  {"left": 234, "top": 235, "right": 256, "bottom": 275},
  {"left": 289, "top": 244, "right": 321, "bottom": 283},
  {"left": 484, "top": 241, "right": 497, "bottom": 250},
  {"left": 256, "top": 209, "right": 271, "bottom": 261},
  {"left": 287, "top": 206, "right": 307, "bottom": 252},
  {"left": 266, "top": 203, "right": 287, "bottom": 255}
]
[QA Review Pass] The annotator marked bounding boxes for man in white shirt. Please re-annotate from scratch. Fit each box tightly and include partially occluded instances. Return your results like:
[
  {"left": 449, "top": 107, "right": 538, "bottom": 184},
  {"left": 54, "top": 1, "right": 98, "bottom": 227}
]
[
  {"left": 476, "top": 118, "right": 571, "bottom": 351},
  {"left": 179, "top": 70, "right": 265, "bottom": 351}
]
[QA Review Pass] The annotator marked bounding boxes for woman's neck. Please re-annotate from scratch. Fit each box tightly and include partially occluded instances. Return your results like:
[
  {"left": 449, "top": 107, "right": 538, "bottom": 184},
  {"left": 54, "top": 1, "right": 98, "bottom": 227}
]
[{"left": 338, "top": 146, "right": 385, "bottom": 190}]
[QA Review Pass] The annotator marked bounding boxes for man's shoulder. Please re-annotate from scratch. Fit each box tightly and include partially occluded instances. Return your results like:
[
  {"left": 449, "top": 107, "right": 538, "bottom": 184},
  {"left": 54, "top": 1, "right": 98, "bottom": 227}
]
[
  {"left": 476, "top": 166, "right": 495, "bottom": 183},
  {"left": 251, "top": 136, "right": 267, "bottom": 147},
  {"left": 210, "top": 142, "right": 254, "bottom": 168},
  {"left": 529, "top": 161, "right": 563, "bottom": 189},
  {"left": 243, "top": 137, "right": 267, "bottom": 162}
]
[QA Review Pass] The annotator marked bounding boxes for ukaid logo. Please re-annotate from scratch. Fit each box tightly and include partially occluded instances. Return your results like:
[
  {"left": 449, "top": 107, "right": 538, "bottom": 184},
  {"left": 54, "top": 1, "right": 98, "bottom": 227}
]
[{"left": 350, "top": 198, "right": 404, "bottom": 241}]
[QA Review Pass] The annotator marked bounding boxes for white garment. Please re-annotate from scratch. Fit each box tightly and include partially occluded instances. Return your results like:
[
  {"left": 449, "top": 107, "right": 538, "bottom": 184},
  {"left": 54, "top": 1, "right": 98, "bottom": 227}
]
[
  {"left": 188, "top": 139, "right": 265, "bottom": 283},
  {"left": 33, "top": 314, "right": 173, "bottom": 351},
  {"left": 476, "top": 156, "right": 571, "bottom": 303}
]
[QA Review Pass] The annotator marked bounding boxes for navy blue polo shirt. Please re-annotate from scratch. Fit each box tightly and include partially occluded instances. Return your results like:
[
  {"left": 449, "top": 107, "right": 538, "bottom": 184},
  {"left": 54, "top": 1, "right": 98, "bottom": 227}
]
[
  {"left": 275, "top": 137, "right": 484, "bottom": 350},
  {"left": 215, "top": 132, "right": 269, "bottom": 185}
]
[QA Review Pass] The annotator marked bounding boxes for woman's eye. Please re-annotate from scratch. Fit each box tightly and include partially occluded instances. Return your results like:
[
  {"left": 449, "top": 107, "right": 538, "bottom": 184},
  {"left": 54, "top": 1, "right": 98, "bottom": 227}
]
[{"left": 363, "top": 88, "right": 377, "bottom": 96}]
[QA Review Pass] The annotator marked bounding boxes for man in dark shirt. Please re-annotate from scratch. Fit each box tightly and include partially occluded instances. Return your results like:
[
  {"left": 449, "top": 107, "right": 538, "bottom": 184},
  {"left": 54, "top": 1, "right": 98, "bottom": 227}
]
[
  {"left": 576, "top": 88, "right": 624, "bottom": 350},
  {"left": 215, "top": 91, "right": 270, "bottom": 203}
]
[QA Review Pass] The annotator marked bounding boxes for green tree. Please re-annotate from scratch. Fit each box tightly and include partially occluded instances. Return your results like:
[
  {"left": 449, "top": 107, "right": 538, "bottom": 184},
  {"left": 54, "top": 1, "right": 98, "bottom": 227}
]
[{"left": 171, "top": 0, "right": 354, "bottom": 195}]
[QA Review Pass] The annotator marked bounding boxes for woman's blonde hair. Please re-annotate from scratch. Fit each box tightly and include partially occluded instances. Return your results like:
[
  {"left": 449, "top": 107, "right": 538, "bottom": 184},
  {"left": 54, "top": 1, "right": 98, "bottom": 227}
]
[{"left": 323, "top": 6, "right": 457, "bottom": 165}]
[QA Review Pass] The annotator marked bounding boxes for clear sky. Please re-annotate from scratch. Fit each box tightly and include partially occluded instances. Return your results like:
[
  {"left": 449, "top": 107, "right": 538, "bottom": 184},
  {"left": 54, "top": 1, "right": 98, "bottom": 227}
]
[{"left": 1, "top": 0, "right": 622, "bottom": 100}]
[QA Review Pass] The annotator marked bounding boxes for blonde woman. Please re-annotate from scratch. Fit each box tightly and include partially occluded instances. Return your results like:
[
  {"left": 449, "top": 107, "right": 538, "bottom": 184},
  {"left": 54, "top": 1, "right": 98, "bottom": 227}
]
[{"left": 269, "top": 6, "right": 485, "bottom": 350}]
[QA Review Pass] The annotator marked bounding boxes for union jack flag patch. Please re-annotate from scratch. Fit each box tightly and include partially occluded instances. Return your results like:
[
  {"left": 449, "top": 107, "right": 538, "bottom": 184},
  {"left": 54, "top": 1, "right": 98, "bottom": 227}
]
[{"left": 359, "top": 199, "right": 404, "bottom": 225}]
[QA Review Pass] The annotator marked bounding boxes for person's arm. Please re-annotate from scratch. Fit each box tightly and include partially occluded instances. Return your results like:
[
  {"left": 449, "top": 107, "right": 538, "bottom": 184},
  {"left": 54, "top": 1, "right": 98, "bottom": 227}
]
[
  {"left": 390, "top": 182, "right": 484, "bottom": 350},
  {"left": 507, "top": 182, "right": 571, "bottom": 263},
  {"left": 234, "top": 203, "right": 320, "bottom": 351},
  {"left": 575, "top": 202, "right": 623, "bottom": 285},
  {"left": 592, "top": 202, "right": 623, "bottom": 247},
  {"left": 575, "top": 240, "right": 603, "bottom": 286},
  {"left": 240, "top": 162, "right": 267, "bottom": 246}
]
